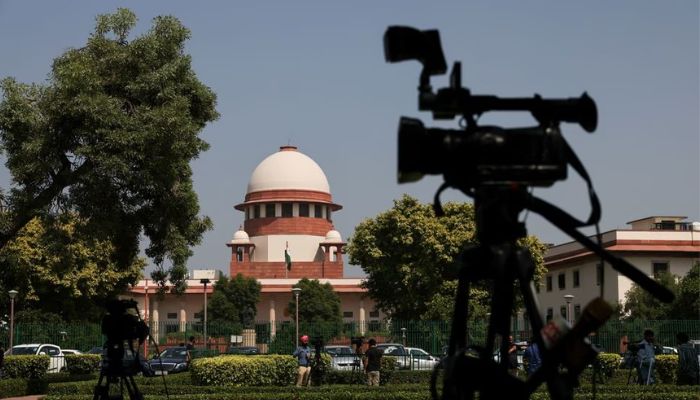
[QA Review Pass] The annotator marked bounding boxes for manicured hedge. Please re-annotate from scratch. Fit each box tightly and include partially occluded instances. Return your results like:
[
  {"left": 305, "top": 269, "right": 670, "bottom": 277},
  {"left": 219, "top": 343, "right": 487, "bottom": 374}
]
[
  {"left": 190, "top": 354, "right": 298, "bottom": 386},
  {"left": 654, "top": 354, "right": 678, "bottom": 384},
  {"left": 3, "top": 354, "right": 50, "bottom": 379},
  {"left": 64, "top": 354, "right": 101, "bottom": 375}
]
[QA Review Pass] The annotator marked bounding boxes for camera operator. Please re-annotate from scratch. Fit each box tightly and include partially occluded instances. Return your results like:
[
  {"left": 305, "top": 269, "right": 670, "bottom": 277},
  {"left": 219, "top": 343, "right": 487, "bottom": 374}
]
[
  {"left": 637, "top": 329, "right": 656, "bottom": 385},
  {"left": 363, "top": 338, "right": 383, "bottom": 386}
]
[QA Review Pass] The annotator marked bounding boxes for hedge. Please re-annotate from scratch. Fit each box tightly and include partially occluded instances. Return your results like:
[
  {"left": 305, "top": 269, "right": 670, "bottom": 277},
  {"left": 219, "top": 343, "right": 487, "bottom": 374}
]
[
  {"left": 64, "top": 354, "right": 101, "bottom": 375},
  {"left": 2, "top": 354, "right": 50, "bottom": 379}
]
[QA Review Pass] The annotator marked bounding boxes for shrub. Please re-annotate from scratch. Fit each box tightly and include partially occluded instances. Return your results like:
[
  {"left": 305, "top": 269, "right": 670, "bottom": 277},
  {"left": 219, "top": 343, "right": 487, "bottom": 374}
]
[
  {"left": 655, "top": 354, "right": 677, "bottom": 384},
  {"left": 190, "top": 355, "right": 297, "bottom": 386},
  {"left": 64, "top": 354, "right": 100, "bottom": 375},
  {"left": 597, "top": 352, "right": 622, "bottom": 378},
  {"left": 3, "top": 355, "right": 50, "bottom": 379}
]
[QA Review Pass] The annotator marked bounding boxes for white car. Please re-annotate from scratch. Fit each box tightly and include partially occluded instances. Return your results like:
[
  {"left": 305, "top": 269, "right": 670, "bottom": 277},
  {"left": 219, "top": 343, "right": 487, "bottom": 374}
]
[
  {"left": 405, "top": 347, "right": 440, "bottom": 370},
  {"left": 7, "top": 344, "right": 66, "bottom": 373},
  {"left": 61, "top": 349, "right": 83, "bottom": 355}
]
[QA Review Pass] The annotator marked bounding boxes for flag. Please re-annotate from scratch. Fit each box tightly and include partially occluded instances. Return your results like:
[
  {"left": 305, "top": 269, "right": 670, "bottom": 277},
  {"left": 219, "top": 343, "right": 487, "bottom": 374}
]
[{"left": 285, "top": 246, "right": 292, "bottom": 271}]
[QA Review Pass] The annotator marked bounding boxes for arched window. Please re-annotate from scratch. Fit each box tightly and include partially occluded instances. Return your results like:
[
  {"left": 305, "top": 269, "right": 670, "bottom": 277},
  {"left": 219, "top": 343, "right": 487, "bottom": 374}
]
[{"left": 236, "top": 247, "right": 244, "bottom": 262}]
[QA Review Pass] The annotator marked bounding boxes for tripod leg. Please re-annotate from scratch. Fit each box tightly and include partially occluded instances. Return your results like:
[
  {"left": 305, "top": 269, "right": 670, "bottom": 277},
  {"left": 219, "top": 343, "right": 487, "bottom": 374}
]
[{"left": 123, "top": 375, "right": 144, "bottom": 400}]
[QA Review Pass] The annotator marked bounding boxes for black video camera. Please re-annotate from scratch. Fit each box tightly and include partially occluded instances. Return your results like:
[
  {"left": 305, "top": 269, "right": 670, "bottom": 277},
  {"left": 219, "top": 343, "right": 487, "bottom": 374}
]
[
  {"left": 384, "top": 26, "right": 597, "bottom": 188},
  {"left": 100, "top": 299, "right": 150, "bottom": 376},
  {"left": 351, "top": 336, "right": 364, "bottom": 347}
]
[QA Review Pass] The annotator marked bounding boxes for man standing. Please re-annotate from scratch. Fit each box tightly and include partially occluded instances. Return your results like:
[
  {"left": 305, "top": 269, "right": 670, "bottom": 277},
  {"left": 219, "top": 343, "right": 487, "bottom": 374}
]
[
  {"left": 637, "top": 329, "right": 656, "bottom": 385},
  {"left": 364, "top": 338, "right": 383, "bottom": 386},
  {"left": 293, "top": 335, "right": 311, "bottom": 387},
  {"left": 676, "top": 332, "right": 699, "bottom": 385},
  {"left": 522, "top": 340, "right": 542, "bottom": 377}
]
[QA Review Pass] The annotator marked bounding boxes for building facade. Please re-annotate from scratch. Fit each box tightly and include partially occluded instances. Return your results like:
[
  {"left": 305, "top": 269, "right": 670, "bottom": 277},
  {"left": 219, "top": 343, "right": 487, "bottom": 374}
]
[
  {"left": 126, "top": 146, "right": 383, "bottom": 343},
  {"left": 536, "top": 216, "right": 700, "bottom": 324}
]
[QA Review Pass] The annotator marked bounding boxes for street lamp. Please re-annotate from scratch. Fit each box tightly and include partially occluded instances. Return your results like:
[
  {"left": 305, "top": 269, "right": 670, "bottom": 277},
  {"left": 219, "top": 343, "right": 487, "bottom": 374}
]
[
  {"left": 401, "top": 327, "right": 407, "bottom": 346},
  {"left": 292, "top": 287, "right": 301, "bottom": 347},
  {"left": 200, "top": 279, "right": 211, "bottom": 349},
  {"left": 564, "top": 294, "right": 574, "bottom": 325},
  {"left": 8, "top": 289, "right": 18, "bottom": 354}
]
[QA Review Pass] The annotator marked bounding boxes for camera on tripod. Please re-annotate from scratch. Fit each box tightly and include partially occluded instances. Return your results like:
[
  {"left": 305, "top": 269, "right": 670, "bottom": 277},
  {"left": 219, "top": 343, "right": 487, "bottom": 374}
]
[
  {"left": 383, "top": 26, "right": 597, "bottom": 188},
  {"left": 100, "top": 299, "right": 150, "bottom": 376}
]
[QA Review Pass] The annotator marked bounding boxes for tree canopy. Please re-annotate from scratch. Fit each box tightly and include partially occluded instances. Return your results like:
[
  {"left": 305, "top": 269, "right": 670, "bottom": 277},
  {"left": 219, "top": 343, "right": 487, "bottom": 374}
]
[
  {"left": 622, "top": 262, "right": 699, "bottom": 320},
  {"left": 289, "top": 278, "right": 342, "bottom": 327},
  {"left": 347, "top": 195, "right": 548, "bottom": 321},
  {"left": 207, "top": 274, "right": 262, "bottom": 328},
  {"left": 0, "top": 8, "right": 218, "bottom": 295}
]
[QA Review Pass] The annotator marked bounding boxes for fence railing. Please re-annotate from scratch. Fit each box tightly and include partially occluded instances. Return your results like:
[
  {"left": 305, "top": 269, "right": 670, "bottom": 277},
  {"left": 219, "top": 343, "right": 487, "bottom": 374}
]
[{"left": 2, "top": 319, "right": 698, "bottom": 357}]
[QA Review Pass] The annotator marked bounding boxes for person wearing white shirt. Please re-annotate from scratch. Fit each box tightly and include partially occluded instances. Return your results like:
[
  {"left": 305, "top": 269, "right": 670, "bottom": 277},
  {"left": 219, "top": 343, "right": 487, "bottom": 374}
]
[{"left": 637, "top": 329, "right": 656, "bottom": 385}]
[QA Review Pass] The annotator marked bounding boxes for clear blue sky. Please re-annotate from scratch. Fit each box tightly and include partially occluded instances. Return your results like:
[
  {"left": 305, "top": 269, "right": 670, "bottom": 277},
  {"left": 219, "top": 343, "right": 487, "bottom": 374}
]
[{"left": 0, "top": 1, "right": 698, "bottom": 277}]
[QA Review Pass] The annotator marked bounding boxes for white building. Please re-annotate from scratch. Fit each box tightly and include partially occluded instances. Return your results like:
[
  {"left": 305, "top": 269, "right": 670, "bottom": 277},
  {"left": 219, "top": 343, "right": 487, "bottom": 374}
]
[{"left": 537, "top": 216, "right": 700, "bottom": 323}]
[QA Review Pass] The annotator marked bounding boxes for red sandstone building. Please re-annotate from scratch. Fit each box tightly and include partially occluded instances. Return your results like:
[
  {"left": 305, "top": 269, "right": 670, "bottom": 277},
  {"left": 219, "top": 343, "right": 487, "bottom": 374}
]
[{"left": 127, "top": 146, "right": 384, "bottom": 342}]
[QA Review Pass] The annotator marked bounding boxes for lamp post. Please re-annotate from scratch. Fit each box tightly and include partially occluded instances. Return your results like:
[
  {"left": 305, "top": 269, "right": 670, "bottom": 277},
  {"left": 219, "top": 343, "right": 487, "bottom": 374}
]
[
  {"left": 200, "top": 279, "right": 211, "bottom": 349},
  {"left": 144, "top": 279, "right": 149, "bottom": 357},
  {"left": 564, "top": 294, "right": 574, "bottom": 325},
  {"left": 8, "top": 289, "right": 18, "bottom": 353},
  {"left": 292, "top": 287, "right": 301, "bottom": 347},
  {"left": 401, "top": 327, "right": 407, "bottom": 346}
]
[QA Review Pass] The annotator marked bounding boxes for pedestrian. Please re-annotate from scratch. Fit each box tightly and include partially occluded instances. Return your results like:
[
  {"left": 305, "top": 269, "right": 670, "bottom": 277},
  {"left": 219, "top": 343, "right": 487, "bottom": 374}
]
[
  {"left": 363, "top": 338, "right": 383, "bottom": 386},
  {"left": 507, "top": 335, "right": 519, "bottom": 376},
  {"left": 637, "top": 329, "right": 656, "bottom": 385},
  {"left": 293, "top": 335, "right": 311, "bottom": 387},
  {"left": 676, "top": 332, "right": 699, "bottom": 385},
  {"left": 522, "top": 340, "right": 542, "bottom": 377}
]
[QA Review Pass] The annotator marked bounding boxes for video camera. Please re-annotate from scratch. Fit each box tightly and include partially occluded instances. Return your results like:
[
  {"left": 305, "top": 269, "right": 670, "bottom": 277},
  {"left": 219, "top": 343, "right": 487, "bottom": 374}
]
[
  {"left": 383, "top": 26, "right": 597, "bottom": 189},
  {"left": 100, "top": 299, "right": 150, "bottom": 377}
]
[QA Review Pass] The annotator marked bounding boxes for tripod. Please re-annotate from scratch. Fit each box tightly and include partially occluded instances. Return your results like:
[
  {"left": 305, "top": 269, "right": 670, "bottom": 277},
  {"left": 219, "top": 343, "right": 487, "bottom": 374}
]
[{"left": 93, "top": 341, "right": 144, "bottom": 400}]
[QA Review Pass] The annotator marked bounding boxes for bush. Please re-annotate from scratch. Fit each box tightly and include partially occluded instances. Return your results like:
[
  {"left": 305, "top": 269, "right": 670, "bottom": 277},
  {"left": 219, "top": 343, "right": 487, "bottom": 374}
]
[
  {"left": 655, "top": 354, "right": 678, "bottom": 384},
  {"left": 190, "top": 354, "right": 297, "bottom": 386},
  {"left": 597, "top": 352, "right": 622, "bottom": 378},
  {"left": 64, "top": 354, "right": 100, "bottom": 375},
  {"left": 3, "top": 355, "right": 50, "bottom": 379}
]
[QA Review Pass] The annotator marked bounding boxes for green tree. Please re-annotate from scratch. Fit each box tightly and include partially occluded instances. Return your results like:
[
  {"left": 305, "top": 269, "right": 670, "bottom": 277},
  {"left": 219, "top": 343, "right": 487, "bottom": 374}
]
[
  {"left": 289, "top": 278, "right": 342, "bottom": 332},
  {"left": 622, "top": 263, "right": 699, "bottom": 320},
  {"left": 347, "top": 195, "right": 547, "bottom": 321},
  {"left": 0, "top": 215, "right": 143, "bottom": 321},
  {"left": 207, "top": 274, "right": 261, "bottom": 327},
  {"left": 0, "top": 8, "right": 218, "bottom": 295}
]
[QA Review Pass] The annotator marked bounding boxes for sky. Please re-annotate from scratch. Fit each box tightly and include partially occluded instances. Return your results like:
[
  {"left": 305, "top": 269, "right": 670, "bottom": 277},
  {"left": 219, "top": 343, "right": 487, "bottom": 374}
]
[{"left": 0, "top": 1, "right": 698, "bottom": 278}]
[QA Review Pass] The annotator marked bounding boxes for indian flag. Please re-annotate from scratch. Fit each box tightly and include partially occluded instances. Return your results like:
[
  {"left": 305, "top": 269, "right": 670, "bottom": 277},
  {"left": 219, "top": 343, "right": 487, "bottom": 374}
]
[{"left": 285, "top": 243, "right": 292, "bottom": 271}]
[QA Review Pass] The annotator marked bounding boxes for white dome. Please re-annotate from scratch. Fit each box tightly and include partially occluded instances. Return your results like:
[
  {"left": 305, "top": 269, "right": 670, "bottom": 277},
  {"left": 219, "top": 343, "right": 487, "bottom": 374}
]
[
  {"left": 324, "top": 230, "right": 343, "bottom": 242},
  {"left": 247, "top": 146, "right": 330, "bottom": 194},
  {"left": 231, "top": 229, "right": 250, "bottom": 244}
]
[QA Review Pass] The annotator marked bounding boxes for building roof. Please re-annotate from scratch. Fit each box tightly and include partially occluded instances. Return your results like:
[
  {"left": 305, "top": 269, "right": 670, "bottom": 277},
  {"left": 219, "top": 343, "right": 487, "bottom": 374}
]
[{"left": 247, "top": 146, "right": 330, "bottom": 194}]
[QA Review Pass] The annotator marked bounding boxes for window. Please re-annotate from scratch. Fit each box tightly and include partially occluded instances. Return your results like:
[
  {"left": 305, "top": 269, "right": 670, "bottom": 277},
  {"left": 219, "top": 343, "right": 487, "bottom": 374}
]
[
  {"left": 254, "top": 204, "right": 260, "bottom": 218},
  {"left": 343, "top": 311, "right": 353, "bottom": 318},
  {"left": 546, "top": 308, "right": 553, "bottom": 322},
  {"left": 236, "top": 248, "right": 244, "bottom": 262},
  {"left": 266, "top": 203, "right": 276, "bottom": 218},
  {"left": 282, "top": 203, "right": 293, "bottom": 217},
  {"left": 546, "top": 276, "right": 553, "bottom": 292},
  {"left": 574, "top": 304, "right": 581, "bottom": 320},
  {"left": 326, "top": 208, "right": 332, "bottom": 221},
  {"left": 573, "top": 270, "right": 580, "bottom": 288},
  {"left": 558, "top": 273, "right": 566, "bottom": 290},
  {"left": 299, "top": 203, "right": 309, "bottom": 217},
  {"left": 652, "top": 262, "right": 669, "bottom": 278},
  {"left": 194, "top": 312, "right": 203, "bottom": 320},
  {"left": 560, "top": 306, "right": 567, "bottom": 318},
  {"left": 314, "top": 204, "right": 323, "bottom": 218},
  {"left": 369, "top": 310, "right": 380, "bottom": 318},
  {"left": 596, "top": 263, "right": 604, "bottom": 286},
  {"left": 167, "top": 312, "right": 177, "bottom": 320}
]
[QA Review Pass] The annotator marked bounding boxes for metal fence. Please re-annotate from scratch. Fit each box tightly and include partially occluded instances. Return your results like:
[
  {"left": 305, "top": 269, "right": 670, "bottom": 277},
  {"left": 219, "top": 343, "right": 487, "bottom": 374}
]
[{"left": 2, "top": 319, "right": 698, "bottom": 357}]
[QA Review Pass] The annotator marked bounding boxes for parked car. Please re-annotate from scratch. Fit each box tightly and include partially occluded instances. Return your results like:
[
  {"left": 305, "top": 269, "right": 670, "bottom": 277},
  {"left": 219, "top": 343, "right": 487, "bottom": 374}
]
[
  {"left": 227, "top": 346, "right": 260, "bottom": 355},
  {"left": 7, "top": 344, "right": 65, "bottom": 373},
  {"left": 324, "top": 345, "right": 361, "bottom": 371},
  {"left": 405, "top": 347, "right": 440, "bottom": 370},
  {"left": 375, "top": 343, "right": 410, "bottom": 370},
  {"left": 147, "top": 346, "right": 189, "bottom": 375},
  {"left": 61, "top": 349, "right": 83, "bottom": 355}
]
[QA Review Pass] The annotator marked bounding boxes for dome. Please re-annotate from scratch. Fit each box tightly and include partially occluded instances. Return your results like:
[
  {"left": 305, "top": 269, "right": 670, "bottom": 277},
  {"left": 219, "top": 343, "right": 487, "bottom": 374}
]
[
  {"left": 247, "top": 146, "right": 330, "bottom": 194},
  {"left": 323, "top": 230, "right": 343, "bottom": 243},
  {"left": 231, "top": 228, "right": 250, "bottom": 244}
]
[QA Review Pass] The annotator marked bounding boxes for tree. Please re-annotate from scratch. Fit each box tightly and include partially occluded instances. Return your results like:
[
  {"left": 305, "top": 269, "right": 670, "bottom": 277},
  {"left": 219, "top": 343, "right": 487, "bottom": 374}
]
[
  {"left": 0, "top": 8, "right": 219, "bottom": 294},
  {"left": 622, "top": 263, "right": 699, "bottom": 320},
  {"left": 347, "top": 195, "right": 548, "bottom": 321},
  {"left": 0, "top": 215, "right": 143, "bottom": 321},
  {"left": 289, "top": 278, "right": 342, "bottom": 328},
  {"left": 207, "top": 274, "right": 261, "bottom": 327}
]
